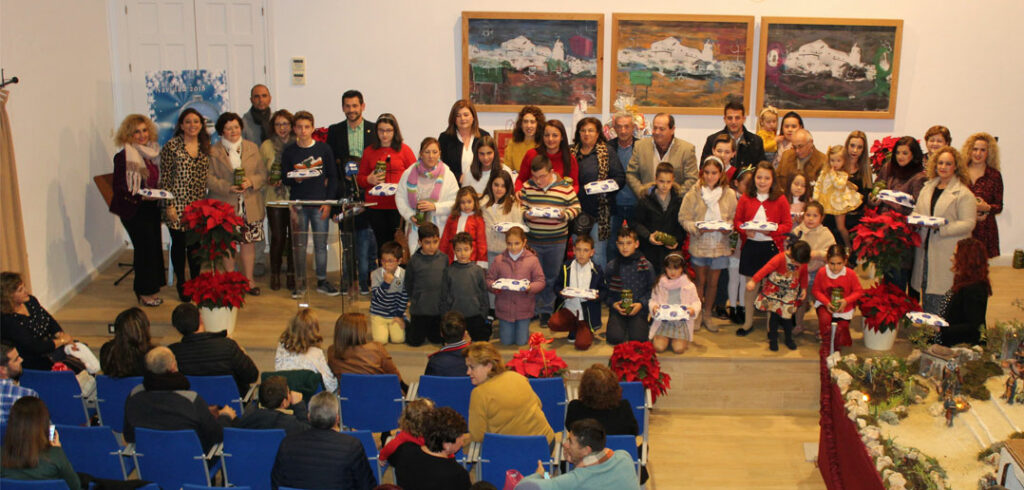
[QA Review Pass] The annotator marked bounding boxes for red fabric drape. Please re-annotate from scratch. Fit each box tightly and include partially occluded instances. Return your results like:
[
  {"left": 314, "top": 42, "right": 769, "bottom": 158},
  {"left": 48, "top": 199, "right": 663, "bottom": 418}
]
[{"left": 818, "top": 345, "right": 885, "bottom": 490}]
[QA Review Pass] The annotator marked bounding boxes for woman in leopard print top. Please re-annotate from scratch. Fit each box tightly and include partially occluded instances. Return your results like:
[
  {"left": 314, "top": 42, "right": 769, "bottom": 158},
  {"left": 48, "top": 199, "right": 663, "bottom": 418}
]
[{"left": 159, "top": 108, "right": 210, "bottom": 301}]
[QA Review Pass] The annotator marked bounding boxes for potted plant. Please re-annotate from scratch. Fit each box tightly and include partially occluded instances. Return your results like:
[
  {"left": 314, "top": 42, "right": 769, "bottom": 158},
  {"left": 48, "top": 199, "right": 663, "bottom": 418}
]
[
  {"left": 180, "top": 198, "right": 252, "bottom": 335},
  {"left": 609, "top": 341, "right": 671, "bottom": 403},
  {"left": 859, "top": 282, "right": 920, "bottom": 350},
  {"left": 506, "top": 333, "right": 568, "bottom": 379}
]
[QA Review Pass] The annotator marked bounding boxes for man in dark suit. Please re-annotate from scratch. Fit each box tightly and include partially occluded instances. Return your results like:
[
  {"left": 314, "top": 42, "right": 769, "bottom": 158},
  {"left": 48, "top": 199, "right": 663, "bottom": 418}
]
[
  {"left": 327, "top": 90, "right": 379, "bottom": 294},
  {"left": 271, "top": 392, "right": 376, "bottom": 490},
  {"left": 700, "top": 100, "right": 766, "bottom": 172}
]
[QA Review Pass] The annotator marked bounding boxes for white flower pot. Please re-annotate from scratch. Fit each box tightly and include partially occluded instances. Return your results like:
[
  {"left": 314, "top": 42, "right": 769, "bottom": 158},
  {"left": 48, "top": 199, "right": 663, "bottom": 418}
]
[
  {"left": 200, "top": 306, "right": 238, "bottom": 336},
  {"left": 863, "top": 326, "right": 896, "bottom": 351}
]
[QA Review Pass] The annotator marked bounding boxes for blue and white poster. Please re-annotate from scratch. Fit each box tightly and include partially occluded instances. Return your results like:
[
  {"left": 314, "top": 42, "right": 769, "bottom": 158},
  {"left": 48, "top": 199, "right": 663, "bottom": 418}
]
[{"left": 146, "top": 70, "right": 229, "bottom": 145}]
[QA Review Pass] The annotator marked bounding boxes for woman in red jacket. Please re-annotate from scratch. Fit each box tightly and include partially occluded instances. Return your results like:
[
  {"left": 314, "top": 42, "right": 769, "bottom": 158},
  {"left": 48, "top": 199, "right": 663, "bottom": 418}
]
[
  {"left": 812, "top": 244, "right": 864, "bottom": 352},
  {"left": 358, "top": 113, "right": 417, "bottom": 255},
  {"left": 515, "top": 120, "right": 578, "bottom": 194},
  {"left": 440, "top": 187, "right": 488, "bottom": 265},
  {"left": 734, "top": 161, "right": 793, "bottom": 335}
]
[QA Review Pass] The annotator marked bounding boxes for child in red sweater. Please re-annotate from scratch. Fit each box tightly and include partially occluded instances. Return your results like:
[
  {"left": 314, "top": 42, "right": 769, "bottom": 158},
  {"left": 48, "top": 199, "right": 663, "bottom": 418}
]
[
  {"left": 735, "top": 161, "right": 793, "bottom": 335},
  {"left": 440, "top": 187, "right": 488, "bottom": 266},
  {"left": 746, "top": 240, "right": 810, "bottom": 351},
  {"left": 812, "top": 244, "right": 864, "bottom": 351}
]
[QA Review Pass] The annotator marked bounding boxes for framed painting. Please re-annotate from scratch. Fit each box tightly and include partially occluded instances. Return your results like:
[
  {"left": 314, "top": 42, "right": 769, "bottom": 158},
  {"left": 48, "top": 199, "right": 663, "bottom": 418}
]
[
  {"left": 757, "top": 17, "right": 903, "bottom": 119},
  {"left": 611, "top": 14, "right": 755, "bottom": 115},
  {"left": 462, "top": 12, "right": 604, "bottom": 114},
  {"left": 493, "top": 129, "right": 514, "bottom": 161}
]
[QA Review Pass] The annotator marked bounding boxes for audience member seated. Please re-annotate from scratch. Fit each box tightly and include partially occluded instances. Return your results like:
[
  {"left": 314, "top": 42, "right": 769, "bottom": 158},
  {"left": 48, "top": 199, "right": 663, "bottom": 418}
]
[
  {"left": 271, "top": 392, "right": 376, "bottom": 490},
  {"left": 0, "top": 343, "right": 37, "bottom": 425},
  {"left": 168, "top": 303, "right": 259, "bottom": 396},
  {"left": 100, "top": 307, "right": 154, "bottom": 378},
  {"left": 1, "top": 272, "right": 75, "bottom": 370},
  {"left": 326, "top": 313, "right": 406, "bottom": 391},
  {"left": 233, "top": 375, "right": 310, "bottom": 435},
  {"left": 389, "top": 406, "right": 471, "bottom": 490},
  {"left": 424, "top": 312, "right": 471, "bottom": 377},
  {"left": 380, "top": 398, "right": 434, "bottom": 463},
  {"left": 275, "top": 308, "right": 337, "bottom": 393},
  {"left": 465, "top": 342, "right": 554, "bottom": 445},
  {"left": 935, "top": 237, "right": 991, "bottom": 347},
  {"left": 123, "top": 347, "right": 236, "bottom": 453},
  {"left": 1, "top": 397, "right": 81, "bottom": 489},
  {"left": 565, "top": 364, "right": 638, "bottom": 437},
  {"left": 516, "top": 418, "right": 640, "bottom": 490}
]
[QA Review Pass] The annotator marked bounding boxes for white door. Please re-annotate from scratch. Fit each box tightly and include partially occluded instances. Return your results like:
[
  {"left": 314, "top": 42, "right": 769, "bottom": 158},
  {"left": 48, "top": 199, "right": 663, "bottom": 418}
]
[
  {"left": 118, "top": 0, "right": 267, "bottom": 116},
  {"left": 193, "top": 0, "right": 267, "bottom": 113}
]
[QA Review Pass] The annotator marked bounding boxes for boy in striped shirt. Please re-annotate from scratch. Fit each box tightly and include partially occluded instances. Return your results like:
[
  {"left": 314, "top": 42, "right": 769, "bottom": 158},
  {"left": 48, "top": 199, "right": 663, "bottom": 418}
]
[
  {"left": 369, "top": 241, "right": 408, "bottom": 344},
  {"left": 520, "top": 154, "right": 581, "bottom": 325}
]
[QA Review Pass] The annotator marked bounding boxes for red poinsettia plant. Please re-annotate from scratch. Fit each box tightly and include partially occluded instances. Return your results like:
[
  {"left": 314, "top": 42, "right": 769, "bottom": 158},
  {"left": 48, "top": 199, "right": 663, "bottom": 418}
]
[
  {"left": 182, "top": 271, "right": 251, "bottom": 309},
  {"left": 851, "top": 207, "right": 921, "bottom": 278},
  {"left": 869, "top": 136, "right": 900, "bottom": 174},
  {"left": 182, "top": 199, "right": 245, "bottom": 264},
  {"left": 609, "top": 341, "right": 671, "bottom": 403},
  {"left": 506, "top": 333, "right": 568, "bottom": 378},
  {"left": 181, "top": 199, "right": 251, "bottom": 308},
  {"left": 859, "top": 281, "right": 920, "bottom": 333}
]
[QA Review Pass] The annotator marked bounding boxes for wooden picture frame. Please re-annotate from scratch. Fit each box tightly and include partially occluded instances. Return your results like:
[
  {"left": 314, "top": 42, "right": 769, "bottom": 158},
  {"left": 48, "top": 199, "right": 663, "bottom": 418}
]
[
  {"left": 462, "top": 11, "right": 604, "bottom": 114},
  {"left": 756, "top": 17, "right": 903, "bottom": 119},
  {"left": 610, "top": 13, "right": 755, "bottom": 115}
]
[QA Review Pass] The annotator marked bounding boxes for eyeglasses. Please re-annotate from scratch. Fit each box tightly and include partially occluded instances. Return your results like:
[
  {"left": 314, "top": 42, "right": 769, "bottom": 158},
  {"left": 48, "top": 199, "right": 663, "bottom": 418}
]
[
  {"left": 274, "top": 122, "right": 291, "bottom": 127},
  {"left": 378, "top": 128, "right": 394, "bottom": 133}
]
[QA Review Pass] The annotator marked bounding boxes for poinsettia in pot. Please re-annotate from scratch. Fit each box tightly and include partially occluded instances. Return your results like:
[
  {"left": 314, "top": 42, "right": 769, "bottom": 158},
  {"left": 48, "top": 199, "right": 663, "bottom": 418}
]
[
  {"left": 859, "top": 282, "right": 920, "bottom": 351},
  {"left": 609, "top": 341, "right": 671, "bottom": 403},
  {"left": 506, "top": 333, "right": 568, "bottom": 378},
  {"left": 181, "top": 198, "right": 252, "bottom": 335}
]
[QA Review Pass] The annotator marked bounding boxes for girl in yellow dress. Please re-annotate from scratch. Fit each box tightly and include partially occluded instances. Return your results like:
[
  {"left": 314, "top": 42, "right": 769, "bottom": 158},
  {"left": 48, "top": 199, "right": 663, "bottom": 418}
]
[
  {"left": 756, "top": 106, "right": 779, "bottom": 162},
  {"left": 813, "top": 146, "right": 863, "bottom": 248}
]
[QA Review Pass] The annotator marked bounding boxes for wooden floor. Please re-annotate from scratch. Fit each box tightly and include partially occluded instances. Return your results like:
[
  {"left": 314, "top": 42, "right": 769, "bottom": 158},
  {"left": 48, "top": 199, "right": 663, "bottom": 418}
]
[{"left": 51, "top": 251, "right": 1024, "bottom": 488}]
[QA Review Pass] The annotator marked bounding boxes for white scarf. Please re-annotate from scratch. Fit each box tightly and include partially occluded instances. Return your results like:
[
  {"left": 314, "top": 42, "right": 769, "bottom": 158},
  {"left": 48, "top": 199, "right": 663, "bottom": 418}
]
[
  {"left": 701, "top": 186, "right": 723, "bottom": 221},
  {"left": 124, "top": 142, "right": 160, "bottom": 194},
  {"left": 508, "top": 250, "right": 524, "bottom": 261},
  {"left": 825, "top": 266, "right": 847, "bottom": 280},
  {"left": 565, "top": 259, "right": 594, "bottom": 319},
  {"left": 222, "top": 137, "right": 243, "bottom": 169}
]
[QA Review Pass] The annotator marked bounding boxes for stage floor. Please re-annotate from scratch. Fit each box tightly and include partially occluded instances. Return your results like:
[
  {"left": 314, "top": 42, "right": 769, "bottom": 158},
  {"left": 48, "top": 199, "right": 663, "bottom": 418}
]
[{"left": 50, "top": 250, "right": 1024, "bottom": 488}]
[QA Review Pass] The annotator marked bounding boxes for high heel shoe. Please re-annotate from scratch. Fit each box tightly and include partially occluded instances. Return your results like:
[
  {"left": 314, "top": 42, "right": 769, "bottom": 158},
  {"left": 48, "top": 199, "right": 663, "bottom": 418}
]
[{"left": 137, "top": 294, "right": 163, "bottom": 307}]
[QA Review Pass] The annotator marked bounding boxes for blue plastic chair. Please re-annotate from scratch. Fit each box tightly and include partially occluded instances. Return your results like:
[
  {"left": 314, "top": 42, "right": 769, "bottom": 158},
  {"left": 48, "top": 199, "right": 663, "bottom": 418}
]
[
  {"left": 132, "top": 428, "right": 222, "bottom": 489},
  {"left": 348, "top": 430, "right": 383, "bottom": 483},
  {"left": 221, "top": 428, "right": 286, "bottom": 490},
  {"left": 186, "top": 375, "right": 244, "bottom": 412},
  {"left": 95, "top": 375, "right": 142, "bottom": 433},
  {"left": 605, "top": 434, "right": 642, "bottom": 480},
  {"left": 55, "top": 425, "right": 134, "bottom": 480},
  {"left": 338, "top": 374, "right": 403, "bottom": 432},
  {"left": 619, "top": 381, "right": 648, "bottom": 436},
  {"left": 528, "top": 377, "right": 568, "bottom": 433},
  {"left": 184, "top": 485, "right": 251, "bottom": 490},
  {"left": 478, "top": 433, "right": 553, "bottom": 486},
  {"left": 0, "top": 480, "right": 70, "bottom": 490},
  {"left": 413, "top": 375, "right": 474, "bottom": 421},
  {"left": 19, "top": 369, "right": 89, "bottom": 426}
]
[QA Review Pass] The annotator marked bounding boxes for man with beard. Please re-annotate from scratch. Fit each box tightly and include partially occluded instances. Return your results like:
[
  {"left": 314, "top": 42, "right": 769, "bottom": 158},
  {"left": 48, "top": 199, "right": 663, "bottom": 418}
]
[{"left": 0, "top": 343, "right": 37, "bottom": 425}]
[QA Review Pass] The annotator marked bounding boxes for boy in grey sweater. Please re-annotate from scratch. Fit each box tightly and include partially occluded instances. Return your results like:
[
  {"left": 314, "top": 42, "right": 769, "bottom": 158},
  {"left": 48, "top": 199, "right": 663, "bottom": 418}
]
[
  {"left": 405, "top": 223, "right": 448, "bottom": 346},
  {"left": 441, "top": 232, "right": 490, "bottom": 341}
]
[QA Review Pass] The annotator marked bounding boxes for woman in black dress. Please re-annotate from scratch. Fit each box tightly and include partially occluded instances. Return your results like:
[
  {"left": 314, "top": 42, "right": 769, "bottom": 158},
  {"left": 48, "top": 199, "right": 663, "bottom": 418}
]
[{"left": 0, "top": 272, "right": 73, "bottom": 370}]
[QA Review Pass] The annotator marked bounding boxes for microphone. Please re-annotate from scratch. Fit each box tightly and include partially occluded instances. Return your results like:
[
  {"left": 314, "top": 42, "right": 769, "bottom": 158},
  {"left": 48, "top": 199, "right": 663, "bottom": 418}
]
[{"left": 0, "top": 76, "right": 18, "bottom": 88}]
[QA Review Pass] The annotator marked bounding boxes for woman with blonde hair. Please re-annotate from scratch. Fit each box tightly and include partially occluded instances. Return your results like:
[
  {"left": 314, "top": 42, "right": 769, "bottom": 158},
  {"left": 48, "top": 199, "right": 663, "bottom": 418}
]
[
  {"left": 464, "top": 342, "right": 554, "bottom": 445},
  {"left": 275, "top": 308, "right": 337, "bottom": 392},
  {"left": 111, "top": 114, "right": 165, "bottom": 306},
  {"left": 326, "top": 313, "right": 404, "bottom": 389},
  {"left": 962, "top": 132, "right": 1003, "bottom": 258},
  {"left": 912, "top": 147, "right": 977, "bottom": 314}
]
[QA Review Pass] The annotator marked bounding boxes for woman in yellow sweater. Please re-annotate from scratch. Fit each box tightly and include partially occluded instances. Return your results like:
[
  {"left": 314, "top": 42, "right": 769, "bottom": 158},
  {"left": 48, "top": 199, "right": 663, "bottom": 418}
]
[
  {"left": 465, "top": 342, "right": 554, "bottom": 445},
  {"left": 502, "top": 106, "right": 545, "bottom": 171}
]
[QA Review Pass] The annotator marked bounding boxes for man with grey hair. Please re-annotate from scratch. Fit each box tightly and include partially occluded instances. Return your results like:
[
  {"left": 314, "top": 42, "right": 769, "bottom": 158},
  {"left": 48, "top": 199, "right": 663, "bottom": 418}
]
[
  {"left": 776, "top": 128, "right": 826, "bottom": 191},
  {"left": 271, "top": 392, "right": 376, "bottom": 489},
  {"left": 626, "top": 113, "right": 698, "bottom": 197},
  {"left": 242, "top": 83, "right": 273, "bottom": 275},
  {"left": 607, "top": 112, "right": 639, "bottom": 262},
  {"left": 123, "top": 347, "right": 235, "bottom": 452}
]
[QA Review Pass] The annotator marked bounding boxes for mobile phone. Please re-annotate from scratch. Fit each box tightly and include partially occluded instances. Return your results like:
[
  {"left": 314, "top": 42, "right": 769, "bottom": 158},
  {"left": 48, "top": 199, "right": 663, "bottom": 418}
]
[{"left": 49, "top": 424, "right": 55, "bottom": 442}]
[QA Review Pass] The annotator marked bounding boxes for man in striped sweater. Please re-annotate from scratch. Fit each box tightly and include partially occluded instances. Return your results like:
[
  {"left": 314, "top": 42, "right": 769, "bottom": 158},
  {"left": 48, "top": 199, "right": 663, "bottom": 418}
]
[
  {"left": 521, "top": 154, "right": 581, "bottom": 325},
  {"left": 369, "top": 241, "right": 408, "bottom": 344}
]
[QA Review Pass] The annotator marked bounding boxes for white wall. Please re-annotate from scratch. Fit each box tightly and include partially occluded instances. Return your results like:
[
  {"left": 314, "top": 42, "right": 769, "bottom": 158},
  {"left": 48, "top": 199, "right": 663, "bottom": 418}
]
[
  {"left": 1, "top": 1, "right": 122, "bottom": 307},
  {"left": 267, "top": 0, "right": 1024, "bottom": 261}
]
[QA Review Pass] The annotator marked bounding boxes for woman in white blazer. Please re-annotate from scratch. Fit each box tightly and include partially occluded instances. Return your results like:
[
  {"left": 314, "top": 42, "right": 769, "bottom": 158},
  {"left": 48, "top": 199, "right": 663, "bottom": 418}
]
[{"left": 912, "top": 146, "right": 977, "bottom": 314}]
